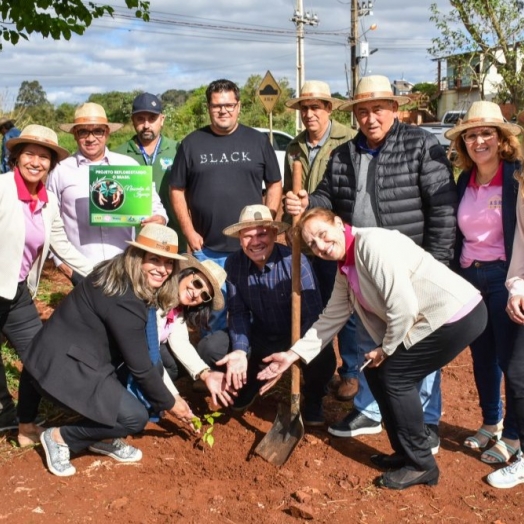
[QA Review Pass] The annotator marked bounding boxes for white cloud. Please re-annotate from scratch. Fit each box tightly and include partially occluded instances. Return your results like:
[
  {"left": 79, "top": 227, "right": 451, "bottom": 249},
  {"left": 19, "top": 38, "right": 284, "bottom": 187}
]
[{"left": 0, "top": 0, "right": 451, "bottom": 106}]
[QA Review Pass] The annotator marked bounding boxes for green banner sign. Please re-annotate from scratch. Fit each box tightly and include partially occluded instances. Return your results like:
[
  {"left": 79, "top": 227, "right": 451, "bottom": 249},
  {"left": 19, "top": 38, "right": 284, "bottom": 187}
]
[{"left": 89, "top": 165, "right": 153, "bottom": 226}]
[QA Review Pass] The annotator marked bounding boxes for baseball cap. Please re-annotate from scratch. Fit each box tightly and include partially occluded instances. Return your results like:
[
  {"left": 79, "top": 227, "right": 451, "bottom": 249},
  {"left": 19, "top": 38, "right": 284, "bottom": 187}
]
[{"left": 132, "top": 93, "right": 163, "bottom": 115}]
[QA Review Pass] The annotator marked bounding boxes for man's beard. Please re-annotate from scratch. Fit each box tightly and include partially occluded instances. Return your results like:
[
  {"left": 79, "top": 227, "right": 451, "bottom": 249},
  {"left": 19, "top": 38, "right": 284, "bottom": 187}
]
[{"left": 139, "top": 130, "right": 157, "bottom": 142}]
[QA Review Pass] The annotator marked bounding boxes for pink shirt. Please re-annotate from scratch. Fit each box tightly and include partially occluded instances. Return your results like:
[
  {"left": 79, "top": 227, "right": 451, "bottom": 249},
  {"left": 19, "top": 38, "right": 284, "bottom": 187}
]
[
  {"left": 15, "top": 168, "right": 47, "bottom": 282},
  {"left": 458, "top": 163, "right": 505, "bottom": 268}
]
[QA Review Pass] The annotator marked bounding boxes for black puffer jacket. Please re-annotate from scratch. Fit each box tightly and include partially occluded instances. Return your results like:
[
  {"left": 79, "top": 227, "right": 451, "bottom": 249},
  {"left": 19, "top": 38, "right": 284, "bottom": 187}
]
[{"left": 309, "top": 119, "right": 457, "bottom": 263}]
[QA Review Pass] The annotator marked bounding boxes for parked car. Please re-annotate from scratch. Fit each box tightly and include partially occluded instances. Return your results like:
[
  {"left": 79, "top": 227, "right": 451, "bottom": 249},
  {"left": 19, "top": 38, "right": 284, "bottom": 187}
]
[
  {"left": 418, "top": 110, "right": 467, "bottom": 153},
  {"left": 255, "top": 127, "right": 294, "bottom": 180}
]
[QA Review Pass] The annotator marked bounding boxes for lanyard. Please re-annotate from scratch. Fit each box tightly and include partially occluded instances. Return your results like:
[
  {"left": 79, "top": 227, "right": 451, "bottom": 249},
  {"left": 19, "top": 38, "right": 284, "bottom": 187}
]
[{"left": 137, "top": 136, "right": 162, "bottom": 166}]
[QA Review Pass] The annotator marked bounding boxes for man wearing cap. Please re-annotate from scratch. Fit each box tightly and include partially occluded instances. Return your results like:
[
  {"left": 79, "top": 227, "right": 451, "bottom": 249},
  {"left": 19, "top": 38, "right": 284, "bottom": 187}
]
[
  {"left": 46, "top": 102, "right": 168, "bottom": 284},
  {"left": 285, "top": 80, "right": 359, "bottom": 403},
  {"left": 213, "top": 205, "right": 336, "bottom": 424},
  {"left": 285, "top": 75, "right": 457, "bottom": 446},
  {"left": 169, "top": 79, "right": 282, "bottom": 332},
  {"left": 115, "top": 93, "right": 185, "bottom": 251},
  {"left": 0, "top": 117, "right": 21, "bottom": 173}
]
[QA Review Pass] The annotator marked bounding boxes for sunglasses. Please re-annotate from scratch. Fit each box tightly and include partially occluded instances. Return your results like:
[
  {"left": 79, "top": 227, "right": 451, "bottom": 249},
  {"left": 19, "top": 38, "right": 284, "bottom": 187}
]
[
  {"left": 191, "top": 274, "right": 213, "bottom": 303},
  {"left": 462, "top": 129, "right": 497, "bottom": 145}
]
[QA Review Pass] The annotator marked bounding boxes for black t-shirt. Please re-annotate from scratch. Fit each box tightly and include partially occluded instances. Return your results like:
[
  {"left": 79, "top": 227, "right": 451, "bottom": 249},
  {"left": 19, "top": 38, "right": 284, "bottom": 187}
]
[{"left": 170, "top": 124, "right": 281, "bottom": 252}]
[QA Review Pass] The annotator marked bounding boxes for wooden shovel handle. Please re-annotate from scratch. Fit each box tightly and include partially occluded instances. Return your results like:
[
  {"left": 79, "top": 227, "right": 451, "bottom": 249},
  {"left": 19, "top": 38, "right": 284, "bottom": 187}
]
[{"left": 291, "top": 160, "right": 302, "bottom": 399}]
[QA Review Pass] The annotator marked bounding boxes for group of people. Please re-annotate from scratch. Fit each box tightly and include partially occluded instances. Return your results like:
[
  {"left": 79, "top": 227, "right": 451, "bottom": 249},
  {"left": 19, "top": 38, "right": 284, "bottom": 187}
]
[{"left": 1, "top": 74, "right": 524, "bottom": 492}]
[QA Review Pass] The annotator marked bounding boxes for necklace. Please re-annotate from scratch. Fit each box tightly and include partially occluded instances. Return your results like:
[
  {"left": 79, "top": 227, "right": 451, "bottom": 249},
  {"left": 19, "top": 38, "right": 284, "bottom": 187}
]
[{"left": 475, "top": 164, "right": 499, "bottom": 185}]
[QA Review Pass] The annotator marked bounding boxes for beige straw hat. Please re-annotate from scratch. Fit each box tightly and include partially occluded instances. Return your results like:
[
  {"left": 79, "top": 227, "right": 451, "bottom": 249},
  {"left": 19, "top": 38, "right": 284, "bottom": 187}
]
[
  {"left": 6, "top": 124, "right": 69, "bottom": 162},
  {"left": 339, "top": 75, "right": 411, "bottom": 111},
  {"left": 179, "top": 255, "right": 226, "bottom": 310},
  {"left": 445, "top": 101, "right": 522, "bottom": 140},
  {"left": 126, "top": 224, "right": 187, "bottom": 260},
  {"left": 222, "top": 204, "right": 290, "bottom": 238},
  {"left": 286, "top": 80, "right": 344, "bottom": 110},
  {"left": 60, "top": 103, "right": 123, "bottom": 133}
]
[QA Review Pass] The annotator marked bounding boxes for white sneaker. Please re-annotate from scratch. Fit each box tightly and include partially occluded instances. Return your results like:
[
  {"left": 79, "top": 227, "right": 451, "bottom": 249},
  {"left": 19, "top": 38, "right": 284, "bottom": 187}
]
[
  {"left": 487, "top": 455, "right": 524, "bottom": 489},
  {"left": 88, "top": 438, "right": 142, "bottom": 463},
  {"left": 40, "top": 428, "right": 76, "bottom": 477}
]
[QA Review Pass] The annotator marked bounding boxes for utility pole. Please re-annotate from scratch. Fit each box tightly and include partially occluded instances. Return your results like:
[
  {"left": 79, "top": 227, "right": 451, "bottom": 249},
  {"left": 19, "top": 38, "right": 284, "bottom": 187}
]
[
  {"left": 350, "top": 0, "right": 359, "bottom": 100},
  {"left": 291, "top": 0, "right": 318, "bottom": 134}
]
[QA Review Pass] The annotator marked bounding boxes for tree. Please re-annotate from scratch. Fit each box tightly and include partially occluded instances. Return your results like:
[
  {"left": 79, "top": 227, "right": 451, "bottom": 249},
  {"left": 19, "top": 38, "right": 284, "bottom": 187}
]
[
  {"left": 87, "top": 90, "right": 141, "bottom": 124},
  {"left": 412, "top": 82, "right": 439, "bottom": 114},
  {"left": 15, "top": 80, "right": 48, "bottom": 109},
  {"left": 0, "top": 1, "right": 150, "bottom": 50},
  {"left": 429, "top": 0, "right": 524, "bottom": 110}
]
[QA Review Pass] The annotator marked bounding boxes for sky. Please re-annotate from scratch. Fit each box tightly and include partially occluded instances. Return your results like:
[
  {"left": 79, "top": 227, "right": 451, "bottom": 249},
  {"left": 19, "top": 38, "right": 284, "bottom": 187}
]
[{"left": 0, "top": 0, "right": 452, "bottom": 108}]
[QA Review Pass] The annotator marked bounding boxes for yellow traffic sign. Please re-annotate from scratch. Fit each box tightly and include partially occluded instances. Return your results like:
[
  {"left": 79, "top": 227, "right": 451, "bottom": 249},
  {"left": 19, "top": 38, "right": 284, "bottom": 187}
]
[{"left": 258, "top": 71, "right": 281, "bottom": 113}]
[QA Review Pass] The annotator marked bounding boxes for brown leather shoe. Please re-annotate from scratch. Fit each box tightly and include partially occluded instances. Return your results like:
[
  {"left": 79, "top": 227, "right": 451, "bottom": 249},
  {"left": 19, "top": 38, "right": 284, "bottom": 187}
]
[{"left": 336, "top": 377, "right": 358, "bottom": 401}]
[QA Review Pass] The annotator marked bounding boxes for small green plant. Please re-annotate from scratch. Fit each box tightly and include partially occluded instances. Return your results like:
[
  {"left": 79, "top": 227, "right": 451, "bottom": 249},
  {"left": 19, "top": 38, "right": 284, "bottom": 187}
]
[{"left": 191, "top": 412, "right": 223, "bottom": 448}]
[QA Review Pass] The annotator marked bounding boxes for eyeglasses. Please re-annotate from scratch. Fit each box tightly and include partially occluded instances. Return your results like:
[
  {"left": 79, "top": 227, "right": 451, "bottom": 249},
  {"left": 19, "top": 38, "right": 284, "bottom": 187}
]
[
  {"left": 191, "top": 274, "right": 213, "bottom": 303},
  {"left": 208, "top": 103, "right": 239, "bottom": 113},
  {"left": 75, "top": 127, "right": 107, "bottom": 139},
  {"left": 462, "top": 129, "right": 497, "bottom": 145}
]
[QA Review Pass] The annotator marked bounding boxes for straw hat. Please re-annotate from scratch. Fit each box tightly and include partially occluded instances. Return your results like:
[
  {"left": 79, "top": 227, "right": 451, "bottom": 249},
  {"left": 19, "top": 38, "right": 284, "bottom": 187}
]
[
  {"left": 222, "top": 204, "right": 290, "bottom": 238},
  {"left": 126, "top": 224, "right": 187, "bottom": 260},
  {"left": 6, "top": 124, "right": 69, "bottom": 162},
  {"left": 286, "top": 80, "right": 344, "bottom": 110},
  {"left": 445, "top": 101, "right": 522, "bottom": 140},
  {"left": 179, "top": 255, "right": 226, "bottom": 310},
  {"left": 339, "top": 75, "right": 411, "bottom": 111},
  {"left": 60, "top": 103, "right": 123, "bottom": 133}
]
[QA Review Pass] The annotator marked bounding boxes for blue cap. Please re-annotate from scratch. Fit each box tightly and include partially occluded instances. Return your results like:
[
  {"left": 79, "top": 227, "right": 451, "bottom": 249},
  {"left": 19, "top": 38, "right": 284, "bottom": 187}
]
[{"left": 132, "top": 93, "right": 163, "bottom": 115}]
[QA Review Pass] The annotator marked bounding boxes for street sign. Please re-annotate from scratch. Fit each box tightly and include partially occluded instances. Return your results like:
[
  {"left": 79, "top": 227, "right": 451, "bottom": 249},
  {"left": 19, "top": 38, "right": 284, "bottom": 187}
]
[{"left": 258, "top": 71, "right": 281, "bottom": 113}]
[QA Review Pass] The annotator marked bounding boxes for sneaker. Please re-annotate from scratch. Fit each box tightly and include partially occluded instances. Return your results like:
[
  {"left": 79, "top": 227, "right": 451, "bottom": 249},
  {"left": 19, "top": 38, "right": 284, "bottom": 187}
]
[
  {"left": 88, "top": 438, "right": 143, "bottom": 463},
  {"left": 40, "top": 428, "right": 76, "bottom": 477},
  {"left": 487, "top": 455, "right": 524, "bottom": 489},
  {"left": 231, "top": 380, "right": 260, "bottom": 412},
  {"left": 303, "top": 401, "right": 325, "bottom": 427},
  {"left": 426, "top": 424, "right": 440, "bottom": 455},
  {"left": 336, "top": 377, "right": 359, "bottom": 402},
  {"left": 328, "top": 410, "right": 382, "bottom": 437}
]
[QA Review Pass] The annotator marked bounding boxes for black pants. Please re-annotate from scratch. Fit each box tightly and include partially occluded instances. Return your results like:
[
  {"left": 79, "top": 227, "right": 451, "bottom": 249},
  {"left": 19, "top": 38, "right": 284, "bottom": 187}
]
[
  {"left": 0, "top": 281, "right": 42, "bottom": 422},
  {"left": 506, "top": 324, "right": 524, "bottom": 453},
  {"left": 365, "top": 301, "right": 487, "bottom": 471}
]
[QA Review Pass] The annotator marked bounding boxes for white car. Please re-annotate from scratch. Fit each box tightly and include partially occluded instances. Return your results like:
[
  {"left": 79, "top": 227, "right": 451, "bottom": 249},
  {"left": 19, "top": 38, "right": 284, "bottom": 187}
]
[{"left": 255, "top": 127, "right": 294, "bottom": 181}]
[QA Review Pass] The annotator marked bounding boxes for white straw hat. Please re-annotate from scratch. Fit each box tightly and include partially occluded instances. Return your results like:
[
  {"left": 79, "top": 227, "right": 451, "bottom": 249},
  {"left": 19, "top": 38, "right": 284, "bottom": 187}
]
[
  {"left": 339, "top": 75, "right": 411, "bottom": 110},
  {"left": 444, "top": 101, "right": 522, "bottom": 140},
  {"left": 286, "top": 80, "right": 344, "bottom": 110},
  {"left": 6, "top": 124, "right": 69, "bottom": 162},
  {"left": 179, "top": 255, "right": 226, "bottom": 310},
  {"left": 126, "top": 224, "right": 187, "bottom": 260},
  {"left": 222, "top": 205, "right": 290, "bottom": 238},
  {"left": 60, "top": 103, "right": 123, "bottom": 133}
]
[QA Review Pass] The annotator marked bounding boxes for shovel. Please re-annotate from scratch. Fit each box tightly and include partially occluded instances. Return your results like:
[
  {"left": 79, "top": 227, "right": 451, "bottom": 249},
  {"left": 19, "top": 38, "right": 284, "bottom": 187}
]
[{"left": 254, "top": 160, "right": 305, "bottom": 466}]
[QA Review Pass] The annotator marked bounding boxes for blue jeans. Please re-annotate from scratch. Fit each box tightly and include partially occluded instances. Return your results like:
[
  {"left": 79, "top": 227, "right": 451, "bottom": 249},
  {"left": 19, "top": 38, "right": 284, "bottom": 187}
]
[
  {"left": 192, "top": 247, "right": 231, "bottom": 334},
  {"left": 507, "top": 325, "right": 524, "bottom": 452},
  {"left": 460, "top": 261, "right": 519, "bottom": 440},
  {"left": 311, "top": 257, "right": 358, "bottom": 379},
  {"left": 353, "top": 314, "right": 442, "bottom": 426}
]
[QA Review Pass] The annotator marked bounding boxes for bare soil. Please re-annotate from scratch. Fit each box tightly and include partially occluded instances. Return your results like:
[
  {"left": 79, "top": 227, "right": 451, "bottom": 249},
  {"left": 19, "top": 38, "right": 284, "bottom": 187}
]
[{"left": 1, "top": 263, "right": 523, "bottom": 523}]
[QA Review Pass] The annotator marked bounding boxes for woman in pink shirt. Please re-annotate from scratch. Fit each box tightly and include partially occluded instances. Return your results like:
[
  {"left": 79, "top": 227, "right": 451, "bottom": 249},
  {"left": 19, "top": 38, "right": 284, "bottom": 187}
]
[
  {"left": 445, "top": 101, "right": 523, "bottom": 465},
  {"left": 0, "top": 125, "right": 93, "bottom": 444}
]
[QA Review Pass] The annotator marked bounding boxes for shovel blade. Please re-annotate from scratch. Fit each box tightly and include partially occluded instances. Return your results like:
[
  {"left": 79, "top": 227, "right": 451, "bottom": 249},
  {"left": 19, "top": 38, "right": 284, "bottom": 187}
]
[{"left": 254, "top": 402, "right": 305, "bottom": 466}]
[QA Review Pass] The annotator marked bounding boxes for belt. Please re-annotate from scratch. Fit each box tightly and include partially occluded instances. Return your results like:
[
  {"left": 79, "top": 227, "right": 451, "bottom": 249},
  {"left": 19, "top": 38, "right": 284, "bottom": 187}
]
[{"left": 473, "top": 260, "right": 505, "bottom": 268}]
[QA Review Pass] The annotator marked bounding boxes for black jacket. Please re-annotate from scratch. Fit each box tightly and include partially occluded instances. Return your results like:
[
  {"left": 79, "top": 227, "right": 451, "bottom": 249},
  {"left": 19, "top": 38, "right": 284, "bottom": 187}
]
[
  {"left": 309, "top": 119, "right": 457, "bottom": 263},
  {"left": 24, "top": 274, "right": 175, "bottom": 426}
]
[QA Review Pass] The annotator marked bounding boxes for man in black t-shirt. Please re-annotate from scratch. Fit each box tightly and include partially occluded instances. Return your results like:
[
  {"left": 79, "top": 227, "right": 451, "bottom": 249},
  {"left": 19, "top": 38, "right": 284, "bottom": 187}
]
[{"left": 169, "top": 79, "right": 282, "bottom": 332}]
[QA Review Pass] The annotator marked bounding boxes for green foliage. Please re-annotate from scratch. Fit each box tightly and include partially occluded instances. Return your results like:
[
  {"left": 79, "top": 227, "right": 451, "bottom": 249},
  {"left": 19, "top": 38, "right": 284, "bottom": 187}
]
[
  {"left": 15, "top": 80, "right": 48, "bottom": 109},
  {"left": 0, "top": 1, "right": 150, "bottom": 50},
  {"left": 87, "top": 90, "right": 142, "bottom": 124},
  {"left": 412, "top": 82, "right": 439, "bottom": 114},
  {"left": 191, "top": 412, "right": 223, "bottom": 449},
  {"left": 1, "top": 343, "right": 20, "bottom": 396},
  {"left": 429, "top": 0, "right": 524, "bottom": 111}
]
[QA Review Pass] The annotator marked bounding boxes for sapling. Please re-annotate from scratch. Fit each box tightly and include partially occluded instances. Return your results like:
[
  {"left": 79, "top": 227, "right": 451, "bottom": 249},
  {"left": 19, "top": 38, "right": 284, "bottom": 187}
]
[{"left": 191, "top": 412, "right": 223, "bottom": 448}]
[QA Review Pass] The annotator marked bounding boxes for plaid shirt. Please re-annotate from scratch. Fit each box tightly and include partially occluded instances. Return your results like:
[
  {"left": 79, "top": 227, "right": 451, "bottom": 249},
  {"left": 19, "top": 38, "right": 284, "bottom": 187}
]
[{"left": 225, "top": 243, "right": 323, "bottom": 353}]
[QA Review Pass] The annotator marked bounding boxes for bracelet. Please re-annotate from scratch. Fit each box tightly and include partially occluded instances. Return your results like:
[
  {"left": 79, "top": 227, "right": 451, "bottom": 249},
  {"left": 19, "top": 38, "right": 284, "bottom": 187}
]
[{"left": 196, "top": 367, "right": 211, "bottom": 381}]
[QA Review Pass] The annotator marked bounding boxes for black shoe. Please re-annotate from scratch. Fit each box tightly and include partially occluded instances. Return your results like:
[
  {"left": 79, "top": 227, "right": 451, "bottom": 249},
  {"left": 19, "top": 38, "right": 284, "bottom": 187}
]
[
  {"left": 425, "top": 424, "right": 440, "bottom": 455},
  {"left": 0, "top": 409, "right": 18, "bottom": 432},
  {"left": 231, "top": 380, "right": 260, "bottom": 412},
  {"left": 370, "top": 453, "right": 407, "bottom": 469},
  {"left": 328, "top": 410, "right": 382, "bottom": 437},
  {"left": 302, "top": 401, "right": 325, "bottom": 427},
  {"left": 378, "top": 466, "right": 439, "bottom": 490}
]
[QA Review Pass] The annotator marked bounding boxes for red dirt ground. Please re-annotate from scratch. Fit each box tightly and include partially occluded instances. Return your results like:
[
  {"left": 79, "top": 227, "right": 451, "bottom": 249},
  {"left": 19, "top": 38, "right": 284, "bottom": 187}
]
[{"left": 1, "top": 263, "right": 523, "bottom": 523}]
